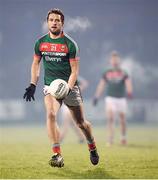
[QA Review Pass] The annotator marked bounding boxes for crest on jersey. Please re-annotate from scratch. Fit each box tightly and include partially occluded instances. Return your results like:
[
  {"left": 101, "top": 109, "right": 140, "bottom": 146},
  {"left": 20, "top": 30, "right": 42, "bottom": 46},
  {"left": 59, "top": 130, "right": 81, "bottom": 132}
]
[{"left": 61, "top": 45, "right": 66, "bottom": 51}]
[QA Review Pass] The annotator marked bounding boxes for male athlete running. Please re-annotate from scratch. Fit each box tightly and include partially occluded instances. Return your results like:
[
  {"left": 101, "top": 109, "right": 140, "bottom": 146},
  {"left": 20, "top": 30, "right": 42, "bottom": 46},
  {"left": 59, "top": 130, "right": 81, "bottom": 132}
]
[
  {"left": 93, "top": 51, "right": 133, "bottom": 146},
  {"left": 23, "top": 8, "right": 99, "bottom": 167}
]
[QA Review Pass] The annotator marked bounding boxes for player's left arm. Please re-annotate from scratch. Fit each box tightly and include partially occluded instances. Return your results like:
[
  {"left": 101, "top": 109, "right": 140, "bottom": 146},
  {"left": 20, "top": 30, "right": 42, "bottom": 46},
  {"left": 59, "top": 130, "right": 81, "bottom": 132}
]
[
  {"left": 125, "top": 78, "right": 133, "bottom": 98},
  {"left": 68, "top": 41, "right": 80, "bottom": 90},
  {"left": 68, "top": 59, "right": 79, "bottom": 89}
]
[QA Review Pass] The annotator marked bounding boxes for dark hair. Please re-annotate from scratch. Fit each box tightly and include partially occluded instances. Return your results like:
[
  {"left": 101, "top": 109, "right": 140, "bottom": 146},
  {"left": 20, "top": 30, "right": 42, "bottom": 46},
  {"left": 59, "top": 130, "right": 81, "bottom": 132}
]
[
  {"left": 110, "top": 50, "right": 119, "bottom": 57},
  {"left": 47, "top": 8, "right": 64, "bottom": 23}
]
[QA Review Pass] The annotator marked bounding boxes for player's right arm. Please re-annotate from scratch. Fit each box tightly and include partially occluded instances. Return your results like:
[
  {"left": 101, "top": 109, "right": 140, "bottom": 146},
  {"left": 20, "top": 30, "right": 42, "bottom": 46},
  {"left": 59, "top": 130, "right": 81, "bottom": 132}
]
[
  {"left": 94, "top": 78, "right": 106, "bottom": 99},
  {"left": 93, "top": 78, "right": 106, "bottom": 106},
  {"left": 23, "top": 40, "right": 41, "bottom": 102},
  {"left": 31, "top": 55, "right": 41, "bottom": 85}
]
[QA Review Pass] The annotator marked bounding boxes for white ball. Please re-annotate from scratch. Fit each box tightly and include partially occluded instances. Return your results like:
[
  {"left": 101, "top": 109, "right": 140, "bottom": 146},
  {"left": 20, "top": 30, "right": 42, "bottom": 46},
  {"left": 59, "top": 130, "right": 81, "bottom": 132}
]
[{"left": 49, "top": 79, "right": 69, "bottom": 99}]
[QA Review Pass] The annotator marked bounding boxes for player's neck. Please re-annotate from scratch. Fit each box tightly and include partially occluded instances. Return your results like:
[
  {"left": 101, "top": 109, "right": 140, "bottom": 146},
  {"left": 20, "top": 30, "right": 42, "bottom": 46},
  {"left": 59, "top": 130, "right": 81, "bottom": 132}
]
[{"left": 49, "top": 31, "right": 63, "bottom": 39}]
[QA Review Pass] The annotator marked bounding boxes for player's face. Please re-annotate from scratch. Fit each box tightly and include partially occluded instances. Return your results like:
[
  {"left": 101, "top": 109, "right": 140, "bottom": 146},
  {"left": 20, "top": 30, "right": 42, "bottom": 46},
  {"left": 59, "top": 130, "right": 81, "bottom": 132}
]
[
  {"left": 47, "top": 13, "right": 63, "bottom": 35},
  {"left": 110, "top": 56, "right": 120, "bottom": 67}
]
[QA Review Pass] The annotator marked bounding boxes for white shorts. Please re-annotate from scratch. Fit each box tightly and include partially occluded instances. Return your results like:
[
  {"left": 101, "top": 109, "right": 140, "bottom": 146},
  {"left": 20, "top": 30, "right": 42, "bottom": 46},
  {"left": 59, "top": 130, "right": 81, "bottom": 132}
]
[
  {"left": 43, "top": 85, "right": 83, "bottom": 106},
  {"left": 105, "top": 96, "right": 127, "bottom": 114}
]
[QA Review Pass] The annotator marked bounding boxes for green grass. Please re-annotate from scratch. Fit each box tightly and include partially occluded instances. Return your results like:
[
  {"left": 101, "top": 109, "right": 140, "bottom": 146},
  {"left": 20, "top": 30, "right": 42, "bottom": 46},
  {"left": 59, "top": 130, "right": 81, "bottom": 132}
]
[{"left": 0, "top": 124, "right": 158, "bottom": 179}]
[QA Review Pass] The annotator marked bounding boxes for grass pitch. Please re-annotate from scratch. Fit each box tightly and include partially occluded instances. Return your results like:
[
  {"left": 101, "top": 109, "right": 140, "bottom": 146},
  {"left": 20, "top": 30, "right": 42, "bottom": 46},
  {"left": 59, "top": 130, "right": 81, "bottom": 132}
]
[{"left": 0, "top": 124, "right": 158, "bottom": 179}]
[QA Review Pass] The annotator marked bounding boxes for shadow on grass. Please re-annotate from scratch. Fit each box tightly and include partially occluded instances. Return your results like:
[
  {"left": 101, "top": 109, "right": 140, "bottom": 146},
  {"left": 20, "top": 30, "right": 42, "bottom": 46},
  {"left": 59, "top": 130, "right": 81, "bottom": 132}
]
[{"left": 48, "top": 166, "right": 114, "bottom": 179}]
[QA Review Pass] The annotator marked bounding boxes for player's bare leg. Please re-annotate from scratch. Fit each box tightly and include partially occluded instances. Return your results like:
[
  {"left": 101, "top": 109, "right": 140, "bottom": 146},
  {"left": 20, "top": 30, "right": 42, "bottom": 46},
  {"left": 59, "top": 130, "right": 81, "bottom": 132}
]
[
  {"left": 60, "top": 111, "right": 85, "bottom": 143},
  {"left": 68, "top": 105, "right": 92, "bottom": 141},
  {"left": 60, "top": 110, "right": 71, "bottom": 142},
  {"left": 119, "top": 112, "right": 127, "bottom": 145},
  {"left": 45, "top": 95, "right": 61, "bottom": 143},
  {"left": 106, "top": 108, "right": 115, "bottom": 146},
  {"left": 44, "top": 95, "right": 64, "bottom": 167},
  {"left": 68, "top": 104, "right": 99, "bottom": 165},
  {"left": 71, "top": 120, "right": 85, "bottom": 143}
]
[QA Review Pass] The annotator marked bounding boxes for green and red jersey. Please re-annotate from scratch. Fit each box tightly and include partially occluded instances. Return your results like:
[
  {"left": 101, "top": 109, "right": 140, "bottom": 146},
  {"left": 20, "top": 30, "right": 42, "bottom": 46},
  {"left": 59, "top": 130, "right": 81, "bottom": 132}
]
[
  {"left": 102, "top": 67, "right": 129, "bottom": 98},
  {"left": 34, "top": 33, "right": 79, "bottom": 85}
]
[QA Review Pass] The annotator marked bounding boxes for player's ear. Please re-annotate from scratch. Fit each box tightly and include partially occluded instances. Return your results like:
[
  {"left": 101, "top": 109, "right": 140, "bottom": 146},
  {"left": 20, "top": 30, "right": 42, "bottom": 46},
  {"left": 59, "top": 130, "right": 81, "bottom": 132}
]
[{"left": 61, "top": 18, "right": 64, "bottom": 26}]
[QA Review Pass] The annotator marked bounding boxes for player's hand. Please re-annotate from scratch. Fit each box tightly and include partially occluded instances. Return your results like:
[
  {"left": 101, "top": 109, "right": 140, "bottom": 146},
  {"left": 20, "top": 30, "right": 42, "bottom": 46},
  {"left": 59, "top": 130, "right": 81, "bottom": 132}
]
[
  {"left": 63, "top": 88, "right": 72, "bottom": 99},
  {"left": 67, "top": 88, "right": 72, "bottom": 96},
  {"left": 66, "top": 84, "right": 73, "bottom": 97},
  {"left": 23, "top": 83, "right": 36, "bottom": 102},
  {"left": 58, "top": 87, "right": 72, "bottom": 100},
  {"left": 93, "top": 97, "right": 98, "bottom": 106}
]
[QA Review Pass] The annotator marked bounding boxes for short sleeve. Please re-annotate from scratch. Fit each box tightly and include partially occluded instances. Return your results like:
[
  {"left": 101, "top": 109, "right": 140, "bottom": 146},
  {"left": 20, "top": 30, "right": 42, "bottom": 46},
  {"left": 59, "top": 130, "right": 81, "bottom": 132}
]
[
  {"left": 34, "top": 40, "right": 41, "bottom": 57},
  {"left": 102, "top": 70, "right": 108, "bottom": 82},
  {"left": 124, "top": 70, "right": 129, "bottom": 80},
  {"left": 69, "top": 42, "right": 79, "bottom": 60}
]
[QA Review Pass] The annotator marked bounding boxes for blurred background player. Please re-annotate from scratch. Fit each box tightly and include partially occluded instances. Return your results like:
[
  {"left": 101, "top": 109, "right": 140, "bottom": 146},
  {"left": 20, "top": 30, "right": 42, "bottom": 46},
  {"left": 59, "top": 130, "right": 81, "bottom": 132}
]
[
  {"left": 93, "top": 51, "right": 133, "bottom": 146},
  {"left": 60, "top": 76, "right": 88, "bottom": 143}
]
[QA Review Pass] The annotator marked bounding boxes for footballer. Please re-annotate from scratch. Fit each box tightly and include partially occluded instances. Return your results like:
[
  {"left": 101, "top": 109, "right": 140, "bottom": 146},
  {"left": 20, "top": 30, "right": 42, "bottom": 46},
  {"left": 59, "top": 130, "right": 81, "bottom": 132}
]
[
  {"left": 23, "top": 8, "right": 99, "bottom": 167},
  {"left": 93, "top": 51, "right": 133, "bottom": 146}
]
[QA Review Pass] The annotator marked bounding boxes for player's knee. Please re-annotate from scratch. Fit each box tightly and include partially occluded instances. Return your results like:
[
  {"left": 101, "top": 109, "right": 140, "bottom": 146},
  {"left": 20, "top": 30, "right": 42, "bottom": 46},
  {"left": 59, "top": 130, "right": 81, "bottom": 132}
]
[
  {"left": 77, "top": 120, "right": 91, "bottom": 130},
  {"left": 77, "top": 123, "right": 84, "bottom": 129},
  {"left": 85, "top": 120, "right": 91, "bottom": 129}
]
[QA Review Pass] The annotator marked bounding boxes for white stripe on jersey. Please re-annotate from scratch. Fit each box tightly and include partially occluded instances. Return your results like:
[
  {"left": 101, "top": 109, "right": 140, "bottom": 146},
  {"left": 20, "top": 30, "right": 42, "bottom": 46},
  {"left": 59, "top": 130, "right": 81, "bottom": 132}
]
[
  {"left": 64, "top": 33, "right": 79, "bottom": 57},
  {"left": 35, "top": 33, "right": 48, "bottom": 42}
]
